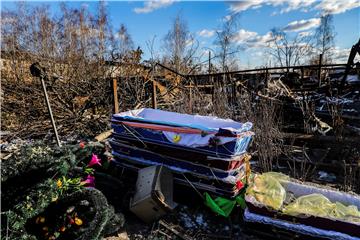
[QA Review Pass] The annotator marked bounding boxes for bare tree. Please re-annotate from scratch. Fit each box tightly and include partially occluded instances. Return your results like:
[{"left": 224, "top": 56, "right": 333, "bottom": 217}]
[
  {"left": 1, "top": 2, "right": 143, "bottom": 138},
  {"left": 214, "top": 14, "right": 240, "bottom": 72},
  {"left": 268, "top": 28, "right": 313, "bottom": 68},
  {"left": 163, "top": 13, "right": 198, "bottom": 73},
  {"left": 110, "top": 23, "right": 135, "bottom": 65},
  {"left": 315, "top": 14, "right": 335, "bottom": 63}
]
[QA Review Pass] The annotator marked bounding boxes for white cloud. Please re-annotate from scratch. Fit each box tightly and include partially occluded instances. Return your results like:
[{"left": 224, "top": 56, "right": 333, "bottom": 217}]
[
  {"left": 298, "top": 31, "right": 313, "bottom": 37},
  {"left": 134, "top": 0, "right": 174, "bottom": 14},
  {"left": 231, "top": 29, "right": 274, "bottom": 48},
  {"left": 248, "top": 32, "right": 275, "bottom": 47},
  {"left": 197, "top": 29, "right": 215, "bottom": 38},
  {"left": 229, "top": 0, "right": 314, "bottom": 13},
  {"left": 224, "top": 15, "right": 232, "bottom": 22},
  {"left": 315, "top": 0, "right": 360, "bottom": 14},
  {"left": 229, "top": 0, "right": 267, "bottom": 13},
  {"left": 332, "top": 47, "right": 350, "bottom": 62},
  {"left": 232, "top": 29, "right": 258, "bottom": 43},
  {"left": 115, "top": 32, "right": 126, "bottom": 40},
  {"left": 279, "top": 0, "right": 316, "bottom": 14},
  {"left": 185, "top": 38, "right": 194, "bottom": 47},
  {"left": 229, "top": 0, "right": 359, "bottom": 15},
  {"left": 283, "top": 18, "right": 320, "bottom": 32}
]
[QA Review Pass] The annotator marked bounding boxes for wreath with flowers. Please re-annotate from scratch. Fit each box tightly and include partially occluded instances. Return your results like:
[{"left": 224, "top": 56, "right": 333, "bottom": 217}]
[{"left": 1, "top": 141, "right": 124, "bottom": 240}]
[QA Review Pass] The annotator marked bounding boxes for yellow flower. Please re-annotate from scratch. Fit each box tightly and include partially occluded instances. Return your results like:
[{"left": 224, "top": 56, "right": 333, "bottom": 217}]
[
  {"left": 56, "top": 179, "right": 62, "bottom": 188},
  {"left": 74, "top": 217, "right": 83, "bottom": 226}
]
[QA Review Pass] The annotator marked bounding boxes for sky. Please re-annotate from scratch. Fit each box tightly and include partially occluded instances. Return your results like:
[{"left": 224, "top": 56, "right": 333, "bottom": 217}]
[{"left": 1, "top": 0, "right": 360, "bottom": 68}]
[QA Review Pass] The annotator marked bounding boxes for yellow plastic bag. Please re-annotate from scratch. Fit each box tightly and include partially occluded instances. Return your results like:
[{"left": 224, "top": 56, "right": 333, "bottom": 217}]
[
  {"left": 331, "top": 201, "right": 360, "bottom": 223},
  {"left": 246, "top": 172, "right": 286, "bottom": 210},
  {"left": 283, "top": 193, "right": 360, "bottom": 223},
  {"left": 264, "top": 172, "right": 289, "bottom": 182},
  {"left": 283, "top": 193, "right": 334, "bottom": 217}
]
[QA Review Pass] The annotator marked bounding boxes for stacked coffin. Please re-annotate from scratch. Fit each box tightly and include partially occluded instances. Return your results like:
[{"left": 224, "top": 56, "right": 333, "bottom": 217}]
[{"left": 109, "top": 108, "right": 254, "bottom": 198}]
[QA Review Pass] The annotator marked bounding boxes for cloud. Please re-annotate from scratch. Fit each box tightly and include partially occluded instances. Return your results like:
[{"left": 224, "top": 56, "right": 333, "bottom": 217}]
[
  {"left": 229, "top": 0, "right": 359, "bottom": 15},
  {"left": 298, "top": 31, "right": 313, "bottom": 37},
  {"left": 229, "top": 0, "right": 267, "bottom": 13},
  {"left": 224, "top": 15, "right": 232, "bottom": 22},
  {"left": 229, "top": 0, "right": 314, "bottom": 13},
  {"left": 230, "top": 0, "right": 264, "bottom": 13},
  {"left": 332, "top": 47, "right": 350, "bottom": 61},
  {"left": 232, "top": 29, "right": 258, "bottom": 43},
  {"left": 283, "top": 18, "right": 320, "bottom": 32},
  {"left": 115, "top": 32, "right": 126, "bottom": 40},
  {"left": 134, "top": 0, "right": 174, "bottom": 14},
  {"left": 315, "top": 0, "right": 360, "bottom": 14},
  {"left": 197, "top": 29, "right": 215, "bottom": 38},
  {"left": 231, "top": 29, "right": 274, "bottom": 48},
  {"left": 278, "top": 0, "right": 316, "bottom": 14},
  {"left": 246, "top": 32, "right": 275, "bottom": 48},
  {"left": 185, "top": 38, "right": 194, "bottom": 47}
]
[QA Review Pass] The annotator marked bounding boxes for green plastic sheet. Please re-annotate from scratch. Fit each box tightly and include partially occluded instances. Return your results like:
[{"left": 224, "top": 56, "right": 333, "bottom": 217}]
[{"left": 204, "top": 193, "right": 246, "bottom": 217}]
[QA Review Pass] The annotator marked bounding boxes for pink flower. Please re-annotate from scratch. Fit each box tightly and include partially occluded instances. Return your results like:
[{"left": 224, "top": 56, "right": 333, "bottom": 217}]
[
  {"left": 81, "top": 175, "right": 95, "bottom": 187},
  {"left": 79, "top": 142, "right": 85, "bottom": 149},
  {"left": 88, "top": 154, "right": 101, "bottom": 167}
]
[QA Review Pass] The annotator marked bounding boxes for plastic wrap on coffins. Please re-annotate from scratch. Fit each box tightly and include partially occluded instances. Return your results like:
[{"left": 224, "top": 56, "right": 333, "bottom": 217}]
[
  {"left": 283, "top": 193, "right": 360, "bottom": 223},
  {"left": 244, "top": 208, "right": 359, "bottom": 240},
  {"left": 246, "top": 172, "right": 287, "bottom": 210}
]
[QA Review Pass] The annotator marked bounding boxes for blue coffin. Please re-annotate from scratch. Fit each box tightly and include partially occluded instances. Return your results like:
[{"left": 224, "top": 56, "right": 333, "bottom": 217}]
[
  {"left": 111, "top": 108, "right": 254, "bottom": 158},
  {"left": 110, "top": 138, "right": 246, "bottom": 179}
]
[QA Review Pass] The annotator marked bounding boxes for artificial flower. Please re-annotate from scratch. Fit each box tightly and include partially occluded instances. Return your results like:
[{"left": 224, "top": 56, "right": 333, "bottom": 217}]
[
  {"left": 88, "top": 154, "right": 101, "bottom": 167},
  {"left": 79, "top": 141, "right": 85, "bottom": 149},
  {"left": 59, "top": 226, "right": 66, "bottom": 232},
  {"left": 74, "top": 217, "right": 83, "bottom": 226},
  {"left": 56, "top": 179, "right": 62, "bottom": 188},
  {"left": 81, "top": 175, "right": 95, "bottom": 187},
  {"left": 68, "top": 216, "right": 75, "bottom": 225},
  {"left": 236, "top": 180, "right": 244, "bottom": 190}
]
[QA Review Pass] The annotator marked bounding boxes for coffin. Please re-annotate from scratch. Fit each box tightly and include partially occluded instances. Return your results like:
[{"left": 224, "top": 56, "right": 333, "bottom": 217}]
[
  {"left": 245, "top": 173, "right": 360, "bottom": 238},
  {"left": 110, "top": 160, "right": 243, "bottom": 198},
  {"left": 110, "top": 108, "right": 253, "bottom": 198},
  {"left": 110, "top": 138, "right": 246, "bottom": 179},
  {"left": 111, "top": 108, "right": 253, "bottom": 158}
]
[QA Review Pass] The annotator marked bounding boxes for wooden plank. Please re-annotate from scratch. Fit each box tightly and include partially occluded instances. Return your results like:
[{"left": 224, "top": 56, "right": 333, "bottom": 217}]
[
  {"left": 152, "top": 80, "right": 157, "bottom": 109},
  {"left": 318, "top": 54, "right": 322, "bottom": 87},
  {"left": 95, "top": 129, "right": 113, "bottom": 142},
  {"left": 113, "top": 78, "right": 119, "bottom": 114},
  {"left": 158, "top": 220, "right": 192, "bottom": 240}
]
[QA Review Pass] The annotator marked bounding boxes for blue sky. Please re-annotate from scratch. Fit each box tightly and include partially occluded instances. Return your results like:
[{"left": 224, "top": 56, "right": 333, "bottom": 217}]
[{"left": 1, "top": 0, "right": 360, "bottom": 68}]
